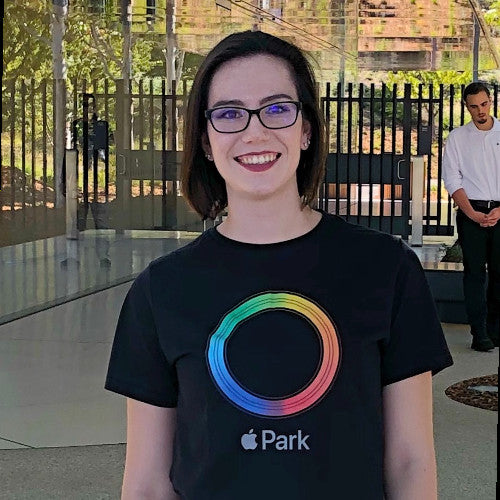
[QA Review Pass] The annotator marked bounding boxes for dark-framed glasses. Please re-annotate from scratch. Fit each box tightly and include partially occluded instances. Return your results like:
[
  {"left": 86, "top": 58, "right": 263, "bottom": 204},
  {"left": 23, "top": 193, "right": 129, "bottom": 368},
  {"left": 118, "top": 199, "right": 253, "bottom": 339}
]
[{"left": 205, "top": 101, "right": 302, "bottom": 134}]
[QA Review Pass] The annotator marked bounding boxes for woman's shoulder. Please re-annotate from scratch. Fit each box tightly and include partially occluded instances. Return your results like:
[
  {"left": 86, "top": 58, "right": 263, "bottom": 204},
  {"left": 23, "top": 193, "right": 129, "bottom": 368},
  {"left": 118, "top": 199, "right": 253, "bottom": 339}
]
[
  {"left": 319, "top": 213, "right": 416, "bottom": 277},
  {"left": 322, "top": 212, "right": 403, "bottom": 251},
  {"left": 148, "top": 230, "right": 213, "bottom": 272}
]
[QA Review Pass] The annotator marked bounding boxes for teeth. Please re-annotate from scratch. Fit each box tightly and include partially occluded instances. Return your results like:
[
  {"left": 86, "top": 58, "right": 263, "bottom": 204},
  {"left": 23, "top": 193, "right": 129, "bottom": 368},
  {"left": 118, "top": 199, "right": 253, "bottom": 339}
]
[{"left": 238, "top": 153, "right": 278, "bottom": 165}]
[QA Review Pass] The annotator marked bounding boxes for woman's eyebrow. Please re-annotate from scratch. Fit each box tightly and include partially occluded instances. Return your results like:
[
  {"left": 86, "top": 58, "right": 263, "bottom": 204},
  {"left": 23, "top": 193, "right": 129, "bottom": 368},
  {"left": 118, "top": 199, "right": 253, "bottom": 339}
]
[
  {"left": 260, "top": 93, "right": 295, "bottom": 104},
  {"left": 210, "top": 93, "right": 295, "bottom": 108},
  {"left": 210, "top": 99, "right": 245, "bottom": 108}
]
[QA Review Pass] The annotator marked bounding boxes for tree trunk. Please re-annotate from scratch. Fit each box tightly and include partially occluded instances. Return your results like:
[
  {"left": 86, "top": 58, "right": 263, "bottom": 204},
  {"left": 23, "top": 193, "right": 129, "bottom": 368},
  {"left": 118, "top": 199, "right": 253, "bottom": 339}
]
[
  {"left": 117, "top": 0, "right": 134, "bottom": 230},
  {"left": 165, "top": 0, "right": 178, "bottom": 150},
  {"left": 121, "top": 0, "right": 133, "bottom": 85},
  {"left": 51, "top": 0, "right": 68, "bottom": 208},
  {"left": 121, "top": 0, "right": 133, "bottom": 149},
  {"left": 166, "top": 0, "right": 176, "bottom": 90}
]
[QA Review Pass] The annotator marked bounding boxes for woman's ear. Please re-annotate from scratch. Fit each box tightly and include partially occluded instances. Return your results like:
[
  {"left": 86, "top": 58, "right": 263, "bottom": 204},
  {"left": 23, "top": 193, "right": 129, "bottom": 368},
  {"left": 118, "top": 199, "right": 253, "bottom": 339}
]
[
  {"left": 301, "top": 119, "right": 312, "bottom": 150},
  {"left": 201, "top": 133, "right": 212, "bottom": 158}
]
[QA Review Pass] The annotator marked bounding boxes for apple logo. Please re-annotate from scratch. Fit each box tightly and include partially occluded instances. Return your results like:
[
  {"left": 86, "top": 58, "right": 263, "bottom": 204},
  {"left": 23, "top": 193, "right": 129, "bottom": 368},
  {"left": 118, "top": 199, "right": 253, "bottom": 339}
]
[{"left": 241, "top": 429, "right": 258, "bottom": 450}]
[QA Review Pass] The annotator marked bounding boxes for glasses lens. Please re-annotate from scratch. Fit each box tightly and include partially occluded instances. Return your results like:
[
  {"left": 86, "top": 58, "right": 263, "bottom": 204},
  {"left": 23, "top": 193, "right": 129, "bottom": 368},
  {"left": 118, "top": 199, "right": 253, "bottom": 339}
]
[
  {"left": 260, "top": 102, "right": 298, "bottom": 129},
  {"left": 210, "top": 108, "right": 249, "bottom": 133}
]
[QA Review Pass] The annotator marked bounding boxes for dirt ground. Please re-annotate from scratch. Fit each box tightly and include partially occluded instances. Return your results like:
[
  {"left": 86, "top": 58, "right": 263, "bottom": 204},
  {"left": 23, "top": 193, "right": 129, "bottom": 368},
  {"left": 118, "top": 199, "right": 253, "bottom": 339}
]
[{"left": 1, "top": 166, "right": 63, "bottom": 246}]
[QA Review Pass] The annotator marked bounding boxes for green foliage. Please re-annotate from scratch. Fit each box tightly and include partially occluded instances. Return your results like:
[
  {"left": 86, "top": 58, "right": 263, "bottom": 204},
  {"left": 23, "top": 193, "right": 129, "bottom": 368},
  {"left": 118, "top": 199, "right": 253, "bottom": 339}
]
[
  {"left": 485, "top": 0, "right": 500, "bottom": 35},
  {"left": 3, "top": 0, "right": 162, "bottom": 83},
  {"left": 3, "top": 1, "right": 53, "bottom": 81},
  {"left": 441, "top": 240, "right": 463, "bottom": 263},
  {"left": 384, "top": 72, "right": 473, "bottom": 131},
  {"left": 485, "top": 1, "right": 500, "bottom": 26},
  {"left": 2, "top": 0, "right": 170, "bottom": 141},
  {"left": 386, "top": 71, "right": 472, "bottom": 97},
  {"left": 181, "top": 53, "right": 205, "bottom": 82},
  {"left": 132, "top": 38, "right": 165, "bottom": 79}
]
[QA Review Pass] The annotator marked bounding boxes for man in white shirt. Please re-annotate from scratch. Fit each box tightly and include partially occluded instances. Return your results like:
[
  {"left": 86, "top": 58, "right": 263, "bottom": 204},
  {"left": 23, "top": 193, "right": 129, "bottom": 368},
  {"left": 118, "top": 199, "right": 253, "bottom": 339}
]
[{"left": 443, "top": 82, "right": 500, "bottom": 352}]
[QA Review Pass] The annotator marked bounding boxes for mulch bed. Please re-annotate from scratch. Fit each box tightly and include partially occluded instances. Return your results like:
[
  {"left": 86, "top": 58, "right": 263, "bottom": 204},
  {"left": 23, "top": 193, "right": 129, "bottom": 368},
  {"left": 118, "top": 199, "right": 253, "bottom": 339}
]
[{"left": 445, "top": 374, "right": 498, "bottom": 411}]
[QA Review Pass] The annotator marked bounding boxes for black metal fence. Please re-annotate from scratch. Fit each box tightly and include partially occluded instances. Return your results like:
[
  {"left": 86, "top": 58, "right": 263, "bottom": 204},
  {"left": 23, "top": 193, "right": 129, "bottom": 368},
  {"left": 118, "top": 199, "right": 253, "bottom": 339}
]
[
  {"left": 1, "top": 79, "right": 499, "bottom": 246},
  {"left": 319, "top": 82, "right": 500, "bottom": 238},
  {"left": 1, "top": 80, "right": 56, "bottom": 239}
]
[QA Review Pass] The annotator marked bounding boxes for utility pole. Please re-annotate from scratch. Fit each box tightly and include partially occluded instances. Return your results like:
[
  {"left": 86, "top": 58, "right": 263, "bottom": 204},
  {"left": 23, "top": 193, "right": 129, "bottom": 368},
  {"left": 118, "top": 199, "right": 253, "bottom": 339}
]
[{"left": 473, "top": 13, "right": 479, "bottom": 81}]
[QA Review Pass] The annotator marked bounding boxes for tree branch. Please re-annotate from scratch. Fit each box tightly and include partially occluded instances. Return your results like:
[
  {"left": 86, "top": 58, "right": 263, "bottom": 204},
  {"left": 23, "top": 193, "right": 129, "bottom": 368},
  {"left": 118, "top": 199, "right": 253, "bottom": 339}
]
[
  {"left": 20, "top": 23, "right": 51, "bottom": 46},
  {"left": 175, "top": 50, "right": 185, "bottom": 83},
  {"left": 89, "top": 24, "right": 122, "bottom": 66},
  {"left": 90, "top": 44, "right": 116, "bottom": 80}
]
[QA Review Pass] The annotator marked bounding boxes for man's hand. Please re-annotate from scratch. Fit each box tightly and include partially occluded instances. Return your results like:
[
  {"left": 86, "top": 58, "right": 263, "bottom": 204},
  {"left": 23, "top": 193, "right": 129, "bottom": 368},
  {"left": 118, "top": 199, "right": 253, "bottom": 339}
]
[
  {"left": 469, "top": 210, "right": 488, "bottom": 225},
  {"left": 481, "top": 207, "right": 500, "bottom": 227}
]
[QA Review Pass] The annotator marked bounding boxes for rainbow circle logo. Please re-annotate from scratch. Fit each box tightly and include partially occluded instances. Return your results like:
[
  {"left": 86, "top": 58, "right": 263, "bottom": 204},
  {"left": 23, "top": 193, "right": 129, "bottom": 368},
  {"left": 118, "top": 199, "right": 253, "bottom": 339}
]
[{"left": 206, "top": 292, "right": 341, "bottom": 418}]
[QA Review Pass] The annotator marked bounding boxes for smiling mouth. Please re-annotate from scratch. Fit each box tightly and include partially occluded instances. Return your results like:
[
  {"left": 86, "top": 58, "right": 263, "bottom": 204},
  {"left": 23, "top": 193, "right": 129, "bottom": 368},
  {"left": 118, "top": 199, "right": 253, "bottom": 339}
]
[{"left": 235, "top": 152, "right": 281, "bottom": 165}]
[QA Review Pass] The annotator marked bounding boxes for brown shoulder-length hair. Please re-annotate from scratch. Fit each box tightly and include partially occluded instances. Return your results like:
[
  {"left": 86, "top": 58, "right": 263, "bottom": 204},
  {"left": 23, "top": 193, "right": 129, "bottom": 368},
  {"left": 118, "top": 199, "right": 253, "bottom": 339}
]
[{"left": 181, "top": 30, "right": 327, "bottom": 220}]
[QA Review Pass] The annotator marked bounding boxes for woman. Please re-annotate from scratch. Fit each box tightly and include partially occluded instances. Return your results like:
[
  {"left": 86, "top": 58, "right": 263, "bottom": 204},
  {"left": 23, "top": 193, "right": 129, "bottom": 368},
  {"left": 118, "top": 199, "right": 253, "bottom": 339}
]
[{"left": 106, "top": 31, "right": 453, "bottom": 499}]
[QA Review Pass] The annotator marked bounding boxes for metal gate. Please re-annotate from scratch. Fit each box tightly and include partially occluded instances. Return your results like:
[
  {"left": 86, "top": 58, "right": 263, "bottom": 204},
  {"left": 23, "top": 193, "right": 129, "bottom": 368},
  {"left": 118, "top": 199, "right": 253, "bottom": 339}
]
[
  {"left": 320, "top": 83, "right": 413, "bottom": 238},
  {"left": 7, "top": 80, "right": 498, "bottom": 247},
  {"left": 72, "top": 80, "right": 499, "bottom": 237}
]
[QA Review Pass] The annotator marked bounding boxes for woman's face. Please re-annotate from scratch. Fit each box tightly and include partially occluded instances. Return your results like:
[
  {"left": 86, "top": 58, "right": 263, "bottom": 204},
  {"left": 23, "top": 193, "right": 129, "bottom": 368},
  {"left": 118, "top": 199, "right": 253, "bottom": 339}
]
[{"left": 203, "top": 54, "right": 310, "bottom": 204}]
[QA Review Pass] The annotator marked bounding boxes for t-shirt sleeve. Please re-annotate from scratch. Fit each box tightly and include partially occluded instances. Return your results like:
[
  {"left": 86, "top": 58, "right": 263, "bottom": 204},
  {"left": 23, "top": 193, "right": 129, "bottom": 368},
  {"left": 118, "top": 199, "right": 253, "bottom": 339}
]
[
  {"left": 105, "top": 267, "right": 178, "bottom": 407},
  {"left": 380, "top": 240, "right": 453, "bottom": 386}
]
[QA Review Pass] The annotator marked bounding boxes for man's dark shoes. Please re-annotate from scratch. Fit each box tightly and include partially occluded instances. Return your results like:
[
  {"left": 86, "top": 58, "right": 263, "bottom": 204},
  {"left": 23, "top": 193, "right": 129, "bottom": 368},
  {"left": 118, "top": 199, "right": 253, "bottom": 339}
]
[
  {"left": 471, "top": 336, "right": 495, "bottom": 352},
  {"left": 488, "top": 334, "right": 499, "bottom": 348},
  {"left": 487, "top": 316, "right": 500, "bottom": 347}
]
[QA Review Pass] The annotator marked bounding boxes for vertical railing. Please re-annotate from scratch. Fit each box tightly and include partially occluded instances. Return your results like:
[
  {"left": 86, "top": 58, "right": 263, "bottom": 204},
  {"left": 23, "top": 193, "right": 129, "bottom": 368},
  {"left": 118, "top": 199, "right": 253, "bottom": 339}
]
[
  {"left": 401, "top": 84, "right": 412, "bottom": 240},
  {"left": 1, "top": 81, "right": 499, "bottom": 246},
  {"left": 10, "top": 80, "right": 16, "bottom": 213},
  {"left": 148, "top": 79, "right": 155, "bottom": 225},
  {"left": 161, "top": 79, "right": 168, "bottom": 229},
  {"left": 368, "top": 83, "right": 375, "bottom": 229},
  {"left": 322, "top": 82, "right": 411, "bottom": 236},
  {"left": 42, "top": 80, "right": 48, "bottom": 225},
  {"left": 379, "top": 83, "right": 387, "bottom": 233},
  {"left": 1, "top": 79, "right": 64, "bottom": 246}
]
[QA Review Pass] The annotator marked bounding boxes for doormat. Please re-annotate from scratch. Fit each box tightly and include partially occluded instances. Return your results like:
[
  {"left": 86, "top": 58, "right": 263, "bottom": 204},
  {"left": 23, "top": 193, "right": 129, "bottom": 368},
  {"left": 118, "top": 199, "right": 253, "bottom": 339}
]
[{"left": 445, "top": 374, "right": 498, "bottom": 411}]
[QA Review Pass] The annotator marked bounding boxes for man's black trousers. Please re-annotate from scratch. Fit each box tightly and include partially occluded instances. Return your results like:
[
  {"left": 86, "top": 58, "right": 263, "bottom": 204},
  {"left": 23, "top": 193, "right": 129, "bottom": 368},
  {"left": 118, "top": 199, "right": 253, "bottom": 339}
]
[{"left": 456, "top": 210, "right": 500, "bottom": 336}]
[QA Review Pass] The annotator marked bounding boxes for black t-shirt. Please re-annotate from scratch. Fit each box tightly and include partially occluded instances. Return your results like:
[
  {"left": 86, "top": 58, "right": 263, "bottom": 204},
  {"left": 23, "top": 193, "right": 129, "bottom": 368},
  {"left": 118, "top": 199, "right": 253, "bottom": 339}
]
[{"left": 105, "top": 211, "right": 453, "bottom": 500}]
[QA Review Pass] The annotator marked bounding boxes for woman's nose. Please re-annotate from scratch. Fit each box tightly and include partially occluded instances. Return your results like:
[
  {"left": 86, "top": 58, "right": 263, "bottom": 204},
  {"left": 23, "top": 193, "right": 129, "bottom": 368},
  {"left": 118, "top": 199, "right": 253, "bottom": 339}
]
[{"left": 240, "top": 114, "right": 269, "bottom": 142}]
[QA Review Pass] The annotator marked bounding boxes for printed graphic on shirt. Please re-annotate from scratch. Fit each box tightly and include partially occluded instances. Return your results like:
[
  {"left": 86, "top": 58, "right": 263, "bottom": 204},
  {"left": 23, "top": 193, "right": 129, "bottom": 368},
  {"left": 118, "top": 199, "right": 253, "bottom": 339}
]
[
  {"left": 240, "top": 428, "right": 310, "bottom": 451},
  {"left": 206, "top": 291, "right": 341, "bottom": 418}
]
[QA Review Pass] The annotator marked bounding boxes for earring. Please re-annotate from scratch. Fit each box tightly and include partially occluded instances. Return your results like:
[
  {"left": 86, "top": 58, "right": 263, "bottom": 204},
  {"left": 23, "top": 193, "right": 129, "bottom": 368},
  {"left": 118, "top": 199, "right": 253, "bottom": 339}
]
[
  {"left": 302, "top": 137, "right": 311, "bottom": 149},
  {"left": 206, "top": 153, "right": 213, "bottom": 161}
]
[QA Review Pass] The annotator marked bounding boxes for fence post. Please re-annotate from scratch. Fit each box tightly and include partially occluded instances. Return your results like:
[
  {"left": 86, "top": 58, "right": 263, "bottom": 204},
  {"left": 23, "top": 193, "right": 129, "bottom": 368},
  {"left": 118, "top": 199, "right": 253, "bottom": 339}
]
[
  {"left": 65, "top": 149, "right": 79, "bottom": 240},
  {"left": 410, "top": 155, "right": 425, "bottom": 247},
  {"left": 61, "top": 147, "right": 80, "bottom": 267},
  {"left": 115, "top": 79, "right": 131, "bottom": 233},
  {"left": 401, "top": 84, "right": 412, "bottom": 240}
]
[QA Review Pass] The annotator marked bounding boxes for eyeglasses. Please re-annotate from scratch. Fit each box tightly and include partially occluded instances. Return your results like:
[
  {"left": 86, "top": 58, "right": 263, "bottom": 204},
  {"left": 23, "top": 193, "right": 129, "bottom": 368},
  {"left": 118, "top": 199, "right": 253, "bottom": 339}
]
[{"left": 205, "top": 101, "right": 302, "bottom": 134}]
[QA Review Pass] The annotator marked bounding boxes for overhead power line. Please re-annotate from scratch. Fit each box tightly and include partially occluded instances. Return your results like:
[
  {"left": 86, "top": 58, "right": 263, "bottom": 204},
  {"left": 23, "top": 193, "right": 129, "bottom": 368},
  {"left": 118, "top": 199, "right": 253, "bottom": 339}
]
[{"left": 227, "top": 0, "right": 356, "bottom": 61}]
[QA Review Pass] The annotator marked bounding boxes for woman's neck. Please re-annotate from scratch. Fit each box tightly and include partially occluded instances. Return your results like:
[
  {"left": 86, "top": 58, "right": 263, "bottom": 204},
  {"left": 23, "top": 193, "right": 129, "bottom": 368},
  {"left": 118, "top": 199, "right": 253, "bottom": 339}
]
[{"left": 216, "top": 195, "right": 322, "bottom": 244}]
